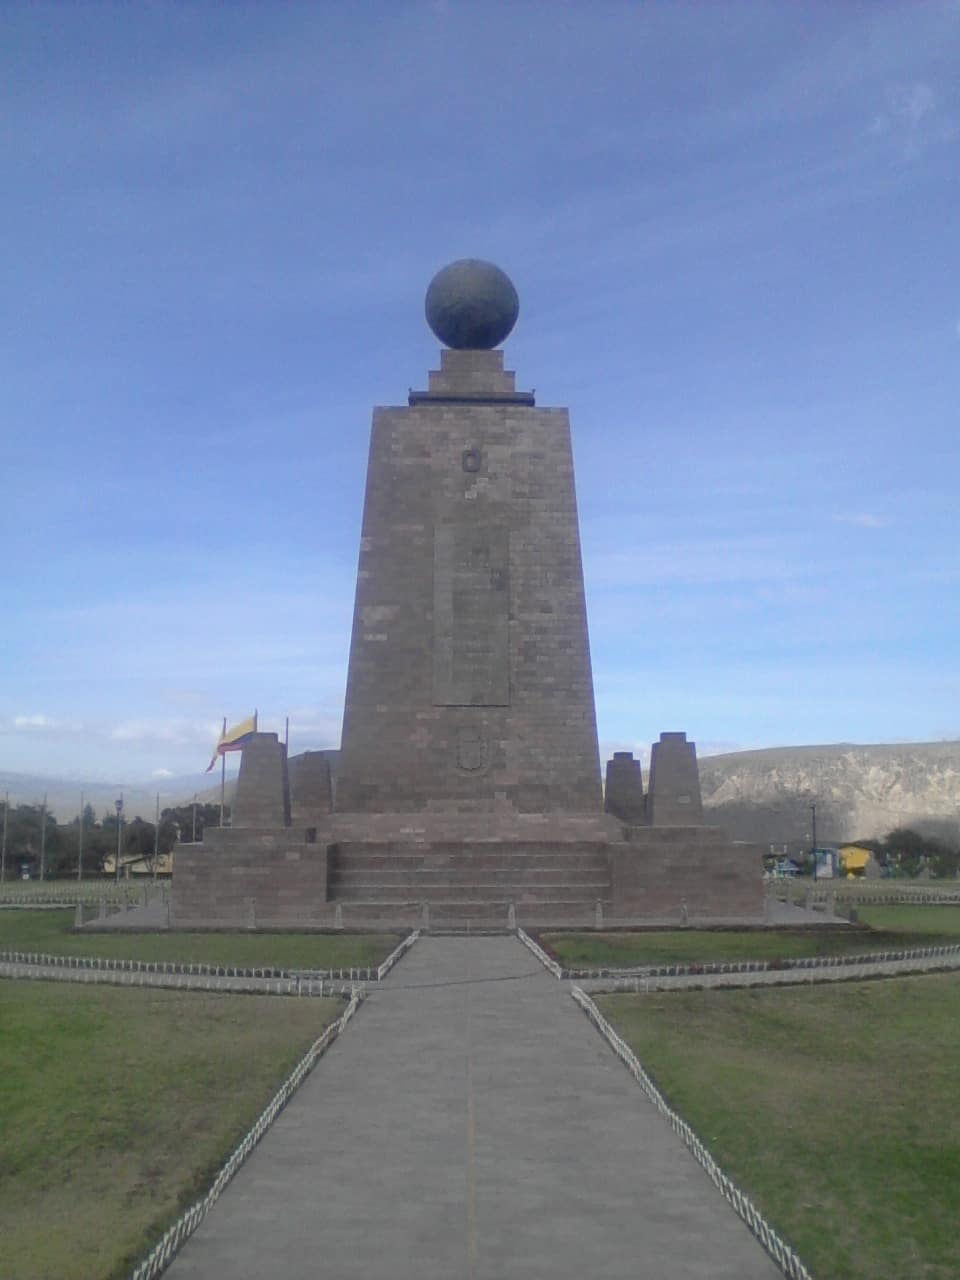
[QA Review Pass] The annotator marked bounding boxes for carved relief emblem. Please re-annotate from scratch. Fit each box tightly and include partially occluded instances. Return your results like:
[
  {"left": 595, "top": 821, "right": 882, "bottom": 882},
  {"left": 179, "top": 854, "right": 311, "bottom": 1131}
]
[{"left": 457, "top": 727, "right": 486, "bottom": 772}]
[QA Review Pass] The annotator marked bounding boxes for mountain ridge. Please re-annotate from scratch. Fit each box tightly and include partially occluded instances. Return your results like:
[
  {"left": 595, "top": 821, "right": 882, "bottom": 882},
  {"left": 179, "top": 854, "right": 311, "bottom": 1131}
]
[
  {"left": 2, "top": 740, "right": 957, "bottom": 848},
  {"left": 699, "top": 740, "right": 960, "bottom": 848}
]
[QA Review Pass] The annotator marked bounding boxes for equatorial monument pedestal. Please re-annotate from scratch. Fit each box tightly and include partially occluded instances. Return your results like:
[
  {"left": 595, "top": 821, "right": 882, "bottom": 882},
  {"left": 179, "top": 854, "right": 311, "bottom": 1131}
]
[{"left": 173, "top": 261, "right": 763, "bottom": 929}]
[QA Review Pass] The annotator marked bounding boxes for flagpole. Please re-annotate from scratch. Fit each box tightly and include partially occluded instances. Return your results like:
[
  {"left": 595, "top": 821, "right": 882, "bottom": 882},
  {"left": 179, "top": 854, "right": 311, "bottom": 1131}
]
[
  {"left": 0, "top": 792, "right": 7, "bottom": 884},
  {"left": 219, "top": 715, "right": 227, "bottom": 827},
  {"left": 40, "top": 793, "right": 47, "bottom": 881}
]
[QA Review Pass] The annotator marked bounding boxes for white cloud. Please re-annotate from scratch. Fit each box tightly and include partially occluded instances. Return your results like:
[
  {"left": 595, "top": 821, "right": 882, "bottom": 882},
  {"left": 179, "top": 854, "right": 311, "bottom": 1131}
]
[
  {"left": 832, "top": 512, "right": 889, "bottom": 529},
  {"left": 14, "top": 714, "right": 52, "bottom": 729},
  {"left": 891, "top": 82, "right": 935, "bottom": 128},
  {"left": 872, "top": 81, "right": 958, "bottom": 157},
  {"left": 152, "top": 768, "right": 174, "bottom": 778},
  {"left": 110, "top": 719, "right": 221, "bottom": 746}
]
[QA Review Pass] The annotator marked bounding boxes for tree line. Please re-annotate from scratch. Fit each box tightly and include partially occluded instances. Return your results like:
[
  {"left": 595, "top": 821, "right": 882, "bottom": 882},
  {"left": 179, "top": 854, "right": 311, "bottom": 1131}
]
[
  {"left": 848, "top": 827, "right": 960, "bottom": 879},
  {"left": 0, "top": 800, "right": 229, "bottom": 880},
  {"left": 767, "top": 827, "right": 960, "bottom": 879}
]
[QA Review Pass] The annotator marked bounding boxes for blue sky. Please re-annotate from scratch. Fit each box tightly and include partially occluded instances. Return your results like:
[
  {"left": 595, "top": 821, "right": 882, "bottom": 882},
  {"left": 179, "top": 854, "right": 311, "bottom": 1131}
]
[{"left": 2, "top": 2, "right": 958, "bottom": 786}]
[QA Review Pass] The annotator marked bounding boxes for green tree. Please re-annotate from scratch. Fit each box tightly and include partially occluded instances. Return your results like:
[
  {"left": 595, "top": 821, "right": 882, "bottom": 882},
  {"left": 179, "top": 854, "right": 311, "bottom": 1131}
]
[
  {"left": 881, "top": 827, "right": 959, "bottom": 879},
  {"left": 160, "top": 802, "right": 225, "bottom": 845}
]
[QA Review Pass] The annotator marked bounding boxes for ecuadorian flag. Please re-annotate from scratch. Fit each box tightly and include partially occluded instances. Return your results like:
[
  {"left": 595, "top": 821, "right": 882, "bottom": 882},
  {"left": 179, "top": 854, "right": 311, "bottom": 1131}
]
[{"left": 206, "top": 712, "right": 258, "bottom": 772}]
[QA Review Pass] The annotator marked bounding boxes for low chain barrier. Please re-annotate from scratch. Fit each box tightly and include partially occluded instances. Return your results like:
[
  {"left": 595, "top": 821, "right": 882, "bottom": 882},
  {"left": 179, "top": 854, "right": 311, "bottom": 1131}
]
[
  {"left": 130, "top": 990, "right": 362, "bottom": 1280},
  {"left": 779, "top": 888, "right": 960, "bottom": 907},
  {"left": 571, "top": 986, "right": 813, "bottom": 1280},
  {"left": 831, "top": 892, "right": 960, "bottom": 906},
  {"left": 593, "top": 948, "right": 960, "bottom": 993},
  {"left": 375, "top": 929, "right": 420, "bottom": 979},
  {"left": 0, "top": 930, "right": 420, "bottom": 985},
  {"left": 0, "top": 902, "right": 82, "bottom": 911},
  {"left": 0, "top": 891, "right": 137, "bottom": 908},
  {"left": 517, "top": 932, "right": 960, "bottom": 982},
  {"left": 0, "top": 959, "right": 364, "bottom": 997},
  {"left": 516, "top": 927, "right": 563, "bottom": 978}
]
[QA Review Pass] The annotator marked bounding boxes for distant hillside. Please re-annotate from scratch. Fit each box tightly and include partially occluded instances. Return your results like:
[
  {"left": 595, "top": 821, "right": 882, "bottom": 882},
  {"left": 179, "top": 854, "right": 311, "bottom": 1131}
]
[
  {"left": 700, "top": 742, "right": 960, "bottom": 849},
  {"left": 0, "top": 770, "right": 234, "bottom": 822},
  {"left": 4, "top": 741, "right": 958, "bottom": 848}
]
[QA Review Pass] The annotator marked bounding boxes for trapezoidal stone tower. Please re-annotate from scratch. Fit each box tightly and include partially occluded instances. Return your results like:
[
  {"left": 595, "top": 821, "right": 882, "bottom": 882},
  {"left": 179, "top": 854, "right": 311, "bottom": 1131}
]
[
  {"left": 336, "top": 265, "right": 601, "bottom": 817},
  {"left": 172, "top": 259, "right": 765, "bottom": 928}
]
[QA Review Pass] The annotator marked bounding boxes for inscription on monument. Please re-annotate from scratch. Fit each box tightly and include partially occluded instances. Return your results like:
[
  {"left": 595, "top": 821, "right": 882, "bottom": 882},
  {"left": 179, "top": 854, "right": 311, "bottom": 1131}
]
[
  {"left": 456, "top": 727, "right": 487, "bottom": 771},
  {"left": 433, "top": 522, "right": 510, "bottom": 706}
]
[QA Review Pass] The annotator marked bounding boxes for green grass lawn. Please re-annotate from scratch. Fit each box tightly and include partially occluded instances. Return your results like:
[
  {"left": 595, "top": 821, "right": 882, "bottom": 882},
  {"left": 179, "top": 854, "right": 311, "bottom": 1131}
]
[
  {"left": 0, "top": 909, "right": 402, "bottom": 969},
  {"left": 542, "top": 906, "right": 960, "bottom": 969},
  {"left": 599, "top": 974, "right": 960, "bottom": 1280},
  {"left": 0, "top": 981, "right": 345, "bottom": 1280},
  {"left": 854, "top": 904, "right": 960, "bottom": 935}
]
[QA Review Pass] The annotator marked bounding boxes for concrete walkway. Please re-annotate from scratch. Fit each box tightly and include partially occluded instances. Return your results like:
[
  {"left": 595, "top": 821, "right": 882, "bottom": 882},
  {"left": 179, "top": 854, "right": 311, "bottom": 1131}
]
[{"left": 165, "top": 935, "right": 778, "bottom": 1280}]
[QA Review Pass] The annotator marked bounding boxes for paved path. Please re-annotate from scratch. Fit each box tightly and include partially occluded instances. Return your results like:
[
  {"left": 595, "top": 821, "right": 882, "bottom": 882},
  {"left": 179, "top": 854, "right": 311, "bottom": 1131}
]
[{"left": 165, "top": 935, "right": 779, "bottom": 1280}]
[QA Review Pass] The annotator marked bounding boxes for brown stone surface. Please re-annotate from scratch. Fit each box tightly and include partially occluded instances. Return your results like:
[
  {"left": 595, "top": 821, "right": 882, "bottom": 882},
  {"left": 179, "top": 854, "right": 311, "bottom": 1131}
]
[
  {"left": 647, "top": 732, "right": 704, "bottom": 826},
  {"left": 336, "top": 349, "right": 602, "bottom": 815},
  {"left": 288, "top": 751, "right": 333, "bottom": 825},
  {"left": 172, "top": 828, "right": 328, "bottom": 927},
  {"left": 173, "top": 341, "right": 765, "bottom": 927},
  {"left": 232, "top": 733, "right": 289, "bottom": 829},
  {"left": 611, "top": 827, "right": 764, "bottom": 918},
  {"left": 604, "top": 751, "right": 646, "bottom": 823}
]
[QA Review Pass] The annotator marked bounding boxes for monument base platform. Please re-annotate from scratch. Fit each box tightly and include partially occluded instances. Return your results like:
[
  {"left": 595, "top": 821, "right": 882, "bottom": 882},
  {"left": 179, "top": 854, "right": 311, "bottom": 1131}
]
[{"left": 171, "top": 816, "right": 764, "bottom": 930}]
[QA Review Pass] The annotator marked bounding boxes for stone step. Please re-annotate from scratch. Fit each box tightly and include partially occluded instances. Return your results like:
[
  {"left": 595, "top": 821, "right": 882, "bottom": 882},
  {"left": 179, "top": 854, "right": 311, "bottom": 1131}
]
[
  {"left": 331, "top": 882, "right": 609, "bottom": 903},
  {"left": 333, "top": 898, "right": 612, "bottom": 921},
  {"left": 329, "top": 854, "right": 610, "bottom": 872},
  {"left": 329, "top": 866, "right": 609, "bottom": 886}
]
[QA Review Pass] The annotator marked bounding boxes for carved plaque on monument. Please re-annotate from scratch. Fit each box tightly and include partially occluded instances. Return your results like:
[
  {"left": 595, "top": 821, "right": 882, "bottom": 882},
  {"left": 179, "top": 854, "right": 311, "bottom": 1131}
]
[{"left": 433, "top": 523, "right": 510, "bottom": 707}]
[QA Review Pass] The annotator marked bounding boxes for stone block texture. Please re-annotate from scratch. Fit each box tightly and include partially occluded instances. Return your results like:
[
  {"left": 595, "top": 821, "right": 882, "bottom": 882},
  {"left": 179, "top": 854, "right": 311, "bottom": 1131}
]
[
  {"left": 172, "top": 351, "right": 765, "bottom": 927},
  {"left": 172, "top": 828, "right": 329, "bottom": 927},
  {"left": 232, "top": 733, "right": 290, "bottom": 828},
  {"left": 604, "top": 751, "right": 646, "bottom": 823},
  {"left": 610, "top": 828, "right": 765, "bottom": 918},
  {"left": 337, "top": 349, "right": 602, "bottom": 814},
  {"left": 288, "top": 751, "right": 333, "bottom": 825},
  {"left": 647, "top": 732, "right": 704, "bottom": 825}
]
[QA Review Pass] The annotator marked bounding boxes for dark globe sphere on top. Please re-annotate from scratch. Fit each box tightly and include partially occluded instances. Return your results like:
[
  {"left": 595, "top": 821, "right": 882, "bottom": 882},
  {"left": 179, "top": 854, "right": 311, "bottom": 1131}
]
[{"left": 425, "top": 259, "right": 519, "bottom": 349}]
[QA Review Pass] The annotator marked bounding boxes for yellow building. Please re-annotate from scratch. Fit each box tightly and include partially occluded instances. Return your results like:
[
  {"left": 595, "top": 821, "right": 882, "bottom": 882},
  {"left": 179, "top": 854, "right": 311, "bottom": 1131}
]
[
  {"left": 839, "top": 845, "right": 873, "bottom": 877},
  {"left": 102, "top": 851, "right": 173, "bottom": 878}
]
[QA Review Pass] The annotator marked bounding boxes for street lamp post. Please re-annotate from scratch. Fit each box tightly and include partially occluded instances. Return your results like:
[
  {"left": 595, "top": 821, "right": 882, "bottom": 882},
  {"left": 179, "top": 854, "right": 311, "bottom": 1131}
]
[
  {"left": 0, "top": 792, "right": 8, "bottom": 884},
  {"left": 114, "top": 797, "right": 123, "bottom": 885},
  {"left": 153, "top": 793, "right": 160, "bottom": 883},
  {"left": 77, "top": 790, "right": 84, "bottom": 882},
  {"left": 39, "top": 794, "right": 47, "bottom": 881}
]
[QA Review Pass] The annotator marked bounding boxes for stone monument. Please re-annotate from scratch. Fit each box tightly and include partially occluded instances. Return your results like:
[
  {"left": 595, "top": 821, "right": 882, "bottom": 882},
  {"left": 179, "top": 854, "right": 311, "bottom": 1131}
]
[
  {"left": 172, "top": 260, "right": 764, "bottom": 927},
  {"left": 337, "top": 258, "right": 601, "bottom": 815}
]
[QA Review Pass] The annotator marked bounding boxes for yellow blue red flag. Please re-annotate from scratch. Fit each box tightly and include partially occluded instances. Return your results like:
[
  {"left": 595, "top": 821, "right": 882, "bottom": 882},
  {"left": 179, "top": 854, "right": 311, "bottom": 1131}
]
[{"left": 206, "top": 712, "right": 258, "bottom": 772}]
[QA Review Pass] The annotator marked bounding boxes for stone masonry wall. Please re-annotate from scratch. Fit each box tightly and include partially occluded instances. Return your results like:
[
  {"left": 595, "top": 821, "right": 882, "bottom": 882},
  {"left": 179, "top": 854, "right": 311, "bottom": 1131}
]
[
  {"left": 609, "top": 827, "right": 764, "bottom": 917},
  {"left": 172, "top": 830, "right": 328, "bottom": 927},
  {"left": 337, "top": 349, "right": 602, "bottom": 815}
]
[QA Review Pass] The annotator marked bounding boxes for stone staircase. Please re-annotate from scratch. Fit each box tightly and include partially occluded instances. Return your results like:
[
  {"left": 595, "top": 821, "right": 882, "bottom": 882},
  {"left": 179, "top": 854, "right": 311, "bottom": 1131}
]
[{"left": 328, "top": 841, "right": 612, "bottom": 924}]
